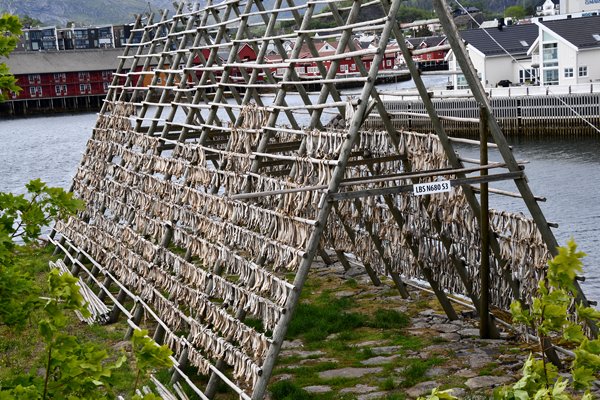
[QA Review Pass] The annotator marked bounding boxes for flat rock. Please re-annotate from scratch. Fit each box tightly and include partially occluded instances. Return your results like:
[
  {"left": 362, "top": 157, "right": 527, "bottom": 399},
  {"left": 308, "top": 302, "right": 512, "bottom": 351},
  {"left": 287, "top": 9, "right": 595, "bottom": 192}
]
[
  {"left": 299, "top": 357, "right": 338, "bottom": 365},
  {"left": 279, "top": 350, "right": 325, "bottom": 358},
  {"left": 468, "top": 354, "right": 493, "bottom": 369},
  {"left": 303, "top": 385, "right": 332, "bottom": 394},
  {"left": 334, "top": 290, "right": 357, "bottom": 298},
  {"left": 447, "top": 388, "right": 467, "bottom": 398},
  {"left": 440, "top": 332, "right": 461, "bottom": 341},
  {"left": 318, "top": 367, "right": 383, "bottom": 380},
  {"left": 465, "top": 375, "right": 512, "bottom": 390},
  {"left": 425, "top": 367, "right": 449, "bottom": 378},
  {"left": 340, "top": 384, "right": 379, "bottom": 394},
  {"left": 456, "top": 369, "right": 478, "bottom": 378},
  {"left": 371, "top": 345, "right": 401, "bottom": 355},
  {"left": 459, "top": 328, "right": 481, "bottom": 337},
  {"left": 354, "top": 340, "right": 383, "bottom": 348},
  {"left": 281, "top": 339, "right": 303, "bottom": 350},
  {"left": 405, "top": 381, "right": 439, "bottom": 398},
  {"left": 431, "top": 323, "right": 461, "bottom": 333},
  {"left": 358, "top": 392, "right": 389, "bottom": 400},
  {"left": 272, "top": 374, "right": 293, "bottom": 382},
  {"left": 410, "top": 322, "right": 431, "bottom": 329},
  {"left": 360, "top": 355, "right": 399, "bottom": 365}
]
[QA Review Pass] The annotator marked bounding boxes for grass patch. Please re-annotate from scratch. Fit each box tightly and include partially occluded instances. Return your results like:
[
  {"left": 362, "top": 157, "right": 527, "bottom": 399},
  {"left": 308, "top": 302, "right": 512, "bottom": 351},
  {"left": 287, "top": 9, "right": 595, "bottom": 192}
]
[
  {"left": 388, "top": 334, "right": 424, "bottom": 351},
  {"left": 368, "top": 309, "right": 410, "bottom": 330},
  {"left": 270, "top": 381, "right": 313, "bottom": 400},
  {"left": 478, "top": 362, "right": 499, "bottom": 376},
  {"left": 286, "top": 291, "right": 368, "bottom": 342},
  {"left": 400, "top": 357, "right": 445, "bottom": 388},
  {"left": 380, "top": 376, "right": 396, "bottom": 391},
  {"left": 343, "top": 278, "right": 358, "bottom": 288}
]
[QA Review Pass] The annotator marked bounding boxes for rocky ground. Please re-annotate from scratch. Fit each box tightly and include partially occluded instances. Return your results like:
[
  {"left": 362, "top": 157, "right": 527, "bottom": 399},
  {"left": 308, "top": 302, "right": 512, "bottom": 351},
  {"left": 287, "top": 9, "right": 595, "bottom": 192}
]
[{"left": 267, "top": 259, "right": 544, "bottom": 399}]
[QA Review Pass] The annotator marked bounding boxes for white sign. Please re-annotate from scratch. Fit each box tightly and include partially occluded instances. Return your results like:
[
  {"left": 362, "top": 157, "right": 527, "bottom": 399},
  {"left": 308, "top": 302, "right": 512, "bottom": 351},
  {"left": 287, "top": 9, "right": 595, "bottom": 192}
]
[{"left": 413, "top": 180, "right": 452, "bottom": 196}]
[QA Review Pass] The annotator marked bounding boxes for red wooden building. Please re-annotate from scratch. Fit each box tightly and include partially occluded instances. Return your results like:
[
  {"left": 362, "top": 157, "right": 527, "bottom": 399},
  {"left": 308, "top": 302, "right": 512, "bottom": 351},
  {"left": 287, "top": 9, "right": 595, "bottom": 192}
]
[{"left": 5, "top": 49, "right": 126, "bottom": 101}]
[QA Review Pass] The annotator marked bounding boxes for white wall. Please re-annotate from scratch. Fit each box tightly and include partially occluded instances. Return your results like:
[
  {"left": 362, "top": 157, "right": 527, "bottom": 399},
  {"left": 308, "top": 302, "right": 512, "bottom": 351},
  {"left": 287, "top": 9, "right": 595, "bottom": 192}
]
[
  {"left": 450, "top": 48, "right": 533, "bottom": 88},
  {"left": 560, "top": 0, "right": 600, "bottom": 14},
  {"left": 483, "top": 57, "right": 515, "bottom": 87},
  {"left": 577, "top": 49, "right": 600, "bottom": 83}
]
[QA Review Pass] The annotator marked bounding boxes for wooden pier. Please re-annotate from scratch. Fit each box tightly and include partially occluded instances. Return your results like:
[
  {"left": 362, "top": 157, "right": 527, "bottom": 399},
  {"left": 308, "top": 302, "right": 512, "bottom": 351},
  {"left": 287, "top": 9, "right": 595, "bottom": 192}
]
[
  {"left": 0, "top": 94, "right": 106, "bottom": 116},
  {"left": 367, "top": 92, "right": 600, "bottom": 136}
]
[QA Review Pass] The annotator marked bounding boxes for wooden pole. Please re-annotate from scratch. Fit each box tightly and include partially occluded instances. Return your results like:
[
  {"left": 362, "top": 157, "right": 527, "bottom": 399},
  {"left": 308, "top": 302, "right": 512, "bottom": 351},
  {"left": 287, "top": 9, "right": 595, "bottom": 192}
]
[
  {"left": 432, "top": 0, "right": 597, "bottom": 337},
  {"left": 479, "top": 105, "right": 491, "bottom": 339},
  {"left": 250, "top": 0, "right": 404, "bottom": 396}
]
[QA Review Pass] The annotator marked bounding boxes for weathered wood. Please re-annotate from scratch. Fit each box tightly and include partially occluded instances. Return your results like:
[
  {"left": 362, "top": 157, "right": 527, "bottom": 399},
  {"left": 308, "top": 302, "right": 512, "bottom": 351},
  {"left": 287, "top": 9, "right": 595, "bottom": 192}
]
[
  {"left": 328, "top": 171, "right": 524, "bottom": 201},
  {"left": 479, "top": 106, "right": 494, "bottom": 339},
  {"left": 432, "top": 0, "right": 598, "bottom": 336}
]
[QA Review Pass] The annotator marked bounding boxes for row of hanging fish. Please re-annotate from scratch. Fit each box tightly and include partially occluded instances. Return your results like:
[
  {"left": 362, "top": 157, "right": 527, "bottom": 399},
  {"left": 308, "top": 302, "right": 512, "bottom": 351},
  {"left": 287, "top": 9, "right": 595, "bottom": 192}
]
[{"left": 55, "top": 216, "right": 269, "bottom": 384}]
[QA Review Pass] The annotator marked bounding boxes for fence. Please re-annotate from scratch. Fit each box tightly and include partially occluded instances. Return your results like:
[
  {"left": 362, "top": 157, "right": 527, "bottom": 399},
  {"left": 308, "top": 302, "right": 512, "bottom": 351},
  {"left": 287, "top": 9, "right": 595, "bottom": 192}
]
[{"left": 367, "top": 91, "right": 600, "bottom": 137}]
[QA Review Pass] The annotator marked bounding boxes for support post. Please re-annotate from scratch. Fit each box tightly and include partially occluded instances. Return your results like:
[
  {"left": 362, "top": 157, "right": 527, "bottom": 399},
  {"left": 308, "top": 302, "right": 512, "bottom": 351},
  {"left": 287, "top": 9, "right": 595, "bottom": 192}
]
[
  {"left": 124, "top": 301, "right": 144, "bottom": 340},
  {"left": 479, "top": 105, "right": 492, "bottom": 339},
  {"left": 108, "top": 288, "right": 127, "bottom": 324},
  {"left": 250, "top": 0, "right": 404, "bottom": 396}
]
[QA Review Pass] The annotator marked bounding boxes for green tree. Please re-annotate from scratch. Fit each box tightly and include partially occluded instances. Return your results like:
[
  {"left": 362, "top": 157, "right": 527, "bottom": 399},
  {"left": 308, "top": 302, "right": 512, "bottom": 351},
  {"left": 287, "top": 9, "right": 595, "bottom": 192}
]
[
  {"left": 20, "top": 15, "right": 43, "bottom": 28},
  {"left": 397, "top": 6, "right": 434, "bottom": 23},
  {"left": 0, "top": 13, "right": 22, "bottom": 100},
  {"left": 496, "top": 239, "right": 600, "bottom": 400},
  {"left": 0, "top": 180, "right": 173, "bottom": 398},
  {"left": 0, "top": 179, "right": 84, "bottom": 327},
  {"left": 504, "top": 5, "right": 527, "bottom": 19}
]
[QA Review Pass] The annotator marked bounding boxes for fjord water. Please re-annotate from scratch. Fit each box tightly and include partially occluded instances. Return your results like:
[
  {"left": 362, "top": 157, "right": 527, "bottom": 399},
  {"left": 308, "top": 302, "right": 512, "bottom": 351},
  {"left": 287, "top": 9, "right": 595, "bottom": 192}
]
[{"left": 1, "top": 105, "right": 599, "bottom": 302}]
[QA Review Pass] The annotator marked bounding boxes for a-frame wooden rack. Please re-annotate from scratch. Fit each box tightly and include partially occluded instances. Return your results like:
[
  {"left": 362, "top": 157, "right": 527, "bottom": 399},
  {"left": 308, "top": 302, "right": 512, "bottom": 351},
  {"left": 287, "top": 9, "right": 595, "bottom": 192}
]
[{"left": 50, "top": 0, "right": 596, "bottom": 398}]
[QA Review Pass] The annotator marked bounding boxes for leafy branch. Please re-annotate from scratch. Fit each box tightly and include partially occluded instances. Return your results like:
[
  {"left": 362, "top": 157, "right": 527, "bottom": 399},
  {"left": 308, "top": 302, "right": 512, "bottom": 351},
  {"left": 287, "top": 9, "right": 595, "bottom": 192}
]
[{"left": 496, "top": 239, "right": 600, "bottom": 399}]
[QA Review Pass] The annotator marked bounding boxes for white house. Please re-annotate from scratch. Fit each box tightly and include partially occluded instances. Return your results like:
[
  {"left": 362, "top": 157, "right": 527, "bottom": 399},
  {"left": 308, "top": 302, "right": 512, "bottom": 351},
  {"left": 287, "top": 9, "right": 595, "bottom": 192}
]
[
  {"left": 536, "top": 0, "right": 560, "bottom": 16},
  {"left": 529, "top": 14, "right": 600, "bottom": 85},
  {"left": 447, "top": 23, "right": 539, "bottom": 88},
  {"left": 560, "top": 0, "right": 600, "bottom": 14}
]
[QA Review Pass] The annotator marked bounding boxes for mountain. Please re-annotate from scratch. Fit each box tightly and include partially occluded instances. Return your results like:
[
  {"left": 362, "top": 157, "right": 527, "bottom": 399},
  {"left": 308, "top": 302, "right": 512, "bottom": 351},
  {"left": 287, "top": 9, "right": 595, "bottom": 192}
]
[
  {"left": 0, "top": 0, "right": 174, "bottom": 26},
  {"left": 0, "top": 0, "right": 541, "bottom": 27}
]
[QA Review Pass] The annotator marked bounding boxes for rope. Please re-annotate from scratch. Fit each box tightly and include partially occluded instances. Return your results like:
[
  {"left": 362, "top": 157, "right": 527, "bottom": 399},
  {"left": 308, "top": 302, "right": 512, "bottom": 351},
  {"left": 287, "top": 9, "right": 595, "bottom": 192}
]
[{"left": 450, "top": 0, "right": 600, "bottom": 134}]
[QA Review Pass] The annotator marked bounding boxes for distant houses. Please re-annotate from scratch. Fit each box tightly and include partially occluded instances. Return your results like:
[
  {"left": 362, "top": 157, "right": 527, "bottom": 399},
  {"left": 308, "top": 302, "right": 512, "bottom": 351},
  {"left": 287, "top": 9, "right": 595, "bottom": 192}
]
[
  {"left": 4, "top": 27, "right": 451, "bottom": 109},
  {"left": 448, "top": 13, "right": 600, "bottom": 89},
  {"left": 531, "top": 14, "right": 600, "bottom": 85},
  {"left": 5, "top": 49, "right": 125, "bottom": 101},
  {"left": 448, "top": 23, "right": 539, "bottom": 88},
  {"left": 16, "top": 24, "right": 139, "bottom": 52}
]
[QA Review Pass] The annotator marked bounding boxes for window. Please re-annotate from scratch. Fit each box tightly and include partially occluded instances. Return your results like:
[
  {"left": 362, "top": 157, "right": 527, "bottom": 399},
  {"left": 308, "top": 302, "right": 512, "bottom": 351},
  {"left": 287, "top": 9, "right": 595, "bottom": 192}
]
[
  {"left": 103, "top": 82, "right": 109, "bottom": 92},
  {"left": 55, "top": 85, "right": 61, "bottom": 95},
  {"left": 79, "top": 83, "right": 91, "bottom": 93},
  {"left": 579, "top": 66, "right": 588, "bottom": 77},
  {"left": 386, "top": 59, "right": 392, "bottom": 67},
  {"left": 340, "top": 64, "right": 348, "bottom": 72},
  {"left": 294, "top": 66, "right": 305, "bottom": 74},
  {"left": 102, "top": 70, "right": 112, "bottom": 79},
  {"left": 456, "top": 74, "right": 468, "bottom": 90},
  {"left": 543, "top": 69, "right": 559, "bottom": 85},
  {"left": 350, "top": 63, "right": 356, "bottom": 71},
  {"left": 29, "top": 86, "right": 42, "bottom": 96},
  {"left": 542, "top": 43, "right": 558, "bottom": 67},
  {"left": 307, "top": 66, "right": 319, "bottom": 74},
  {"left": 53, "top": 73, "right": 66, "bottom": 82},
  {"left": 78, "top": 72, "right": 90, "bottom": 81},
  {"left": 519, "top": 68, "right": 538, "bottom": 84},
  {"left": 276, "top": 68, "right": 286, "bottom": 76},
  {"left": 28, "top": 74, "right": 41, "bottom": 83},
  {"left": 564, "top": 67, "right": 574, "bottom": 78}
]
